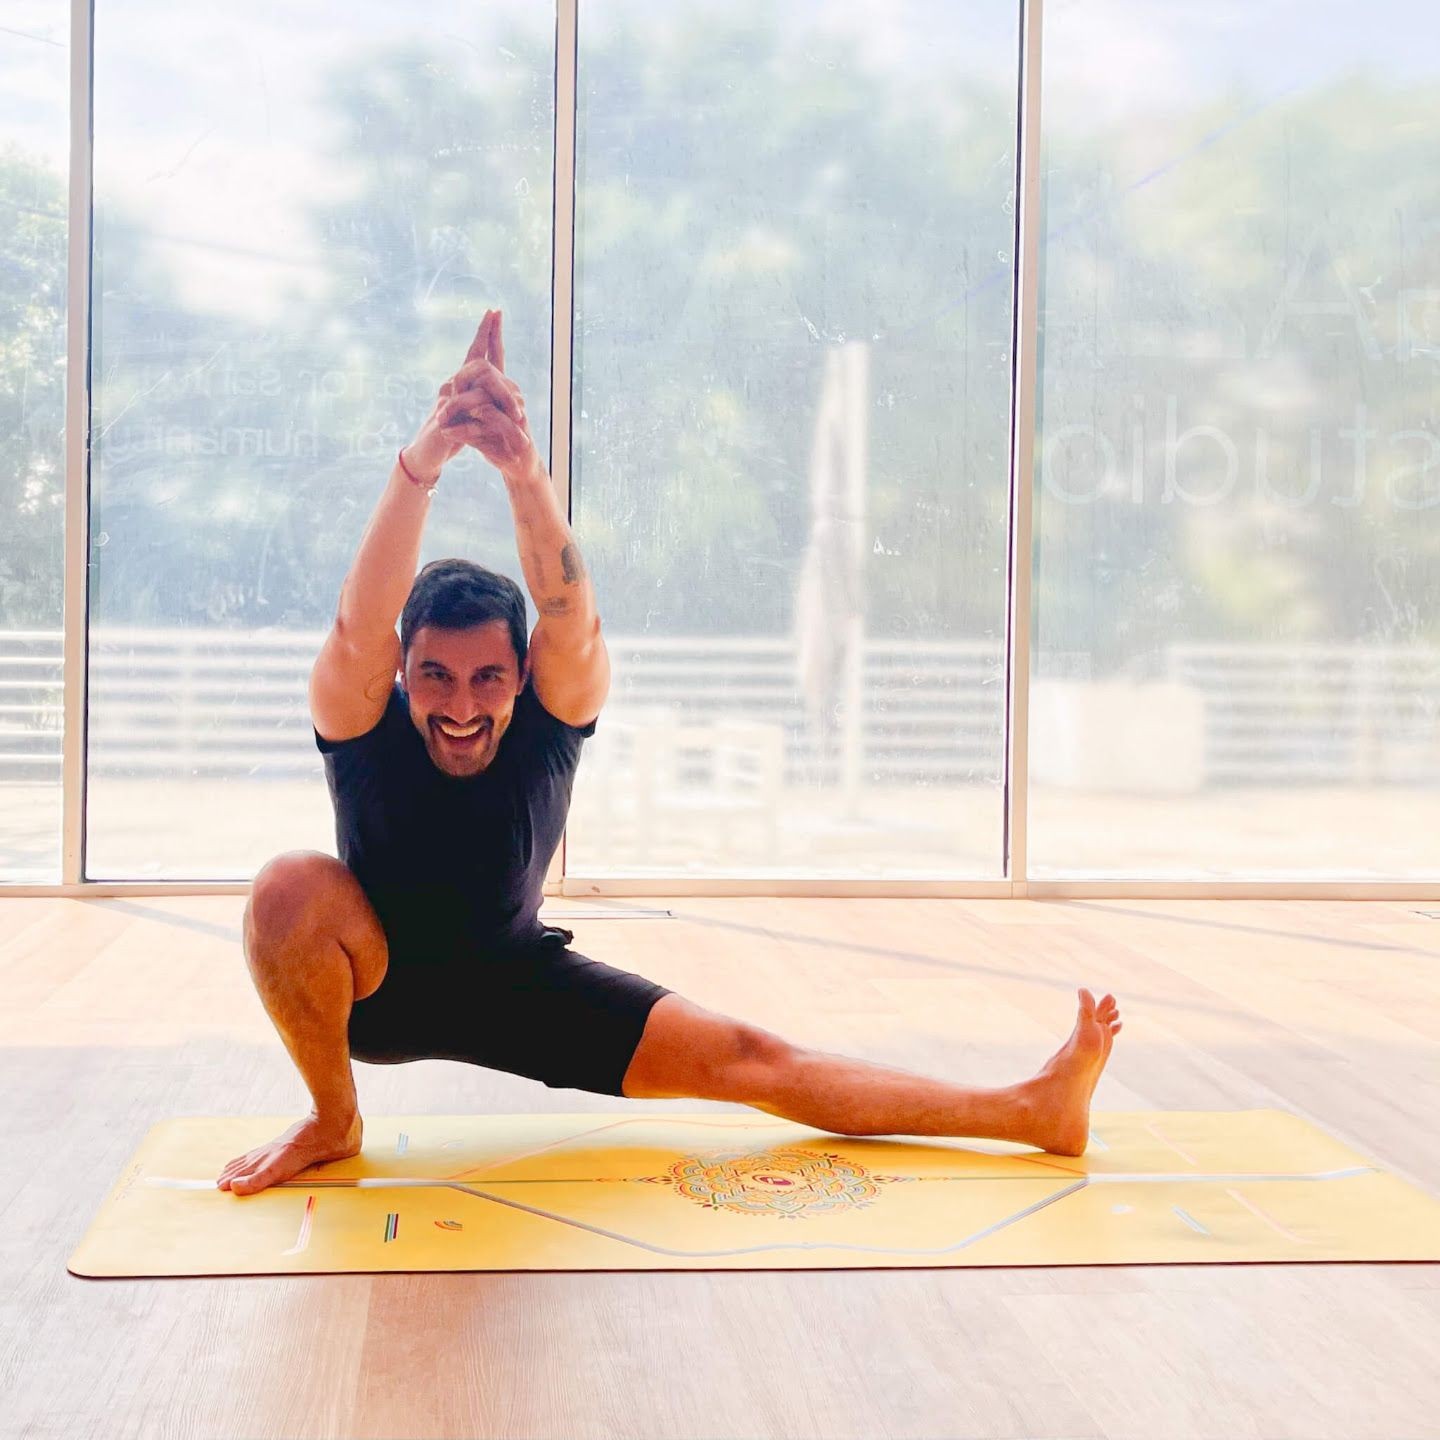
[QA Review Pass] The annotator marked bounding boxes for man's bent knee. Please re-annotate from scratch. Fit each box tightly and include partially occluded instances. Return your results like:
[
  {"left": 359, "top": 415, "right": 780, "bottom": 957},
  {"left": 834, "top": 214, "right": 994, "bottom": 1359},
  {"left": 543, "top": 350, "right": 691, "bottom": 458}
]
[
  {"left": 246, "top": 851, "right": 345, "bottom": 946},
  {"left": 245, "top": 850, "right": 388, "bottom": 1000}
]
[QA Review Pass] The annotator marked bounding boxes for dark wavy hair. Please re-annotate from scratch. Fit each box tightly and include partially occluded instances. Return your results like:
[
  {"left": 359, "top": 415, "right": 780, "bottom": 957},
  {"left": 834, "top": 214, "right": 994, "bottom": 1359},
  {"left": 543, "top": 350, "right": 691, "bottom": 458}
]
[{"left": 400, "top": 559, "right": 528, "bottom": 668}]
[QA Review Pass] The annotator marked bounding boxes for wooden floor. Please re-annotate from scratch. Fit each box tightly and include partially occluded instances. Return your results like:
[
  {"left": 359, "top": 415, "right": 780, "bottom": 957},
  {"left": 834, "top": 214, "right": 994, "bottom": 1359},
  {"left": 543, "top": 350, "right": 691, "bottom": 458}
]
[{"left": 2, "top": 894, "right": 1438, "bottom": 1440}]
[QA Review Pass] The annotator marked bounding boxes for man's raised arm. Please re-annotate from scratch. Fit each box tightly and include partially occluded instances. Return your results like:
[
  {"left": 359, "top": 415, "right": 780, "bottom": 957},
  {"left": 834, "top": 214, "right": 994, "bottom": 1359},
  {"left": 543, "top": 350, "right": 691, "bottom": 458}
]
[
  {"left": 333, "top": 458, "right": 431, "bottom": 654},
  {"left": 309, "top": 312, "right": 524, "bottom": 742},
  {"left": 438, "top": 310, "right": 610, "bottom": 728},
  {"left": 502, "top": 450, "right": 600, "bottom": 644}
]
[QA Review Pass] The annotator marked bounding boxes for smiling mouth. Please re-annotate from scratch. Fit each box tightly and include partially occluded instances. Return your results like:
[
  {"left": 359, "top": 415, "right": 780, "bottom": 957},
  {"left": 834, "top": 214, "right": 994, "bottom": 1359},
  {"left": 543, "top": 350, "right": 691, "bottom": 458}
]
[{"left": 432, "top": 718, "right": 491, "bottom": 744}]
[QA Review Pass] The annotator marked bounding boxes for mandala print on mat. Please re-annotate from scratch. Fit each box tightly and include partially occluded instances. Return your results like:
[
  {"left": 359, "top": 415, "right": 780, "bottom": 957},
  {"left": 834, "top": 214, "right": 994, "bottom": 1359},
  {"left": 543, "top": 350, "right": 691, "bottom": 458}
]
[{"left": 670, "top": 1147, "right": 886, "bottom": 1218}]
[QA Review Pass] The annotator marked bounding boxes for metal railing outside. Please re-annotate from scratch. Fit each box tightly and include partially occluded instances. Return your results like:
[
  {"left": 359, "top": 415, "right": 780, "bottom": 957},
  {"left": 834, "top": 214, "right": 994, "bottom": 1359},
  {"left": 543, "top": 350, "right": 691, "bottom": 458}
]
[{"left": 3, "top": 628, "right": 1439, "bottom": 787}]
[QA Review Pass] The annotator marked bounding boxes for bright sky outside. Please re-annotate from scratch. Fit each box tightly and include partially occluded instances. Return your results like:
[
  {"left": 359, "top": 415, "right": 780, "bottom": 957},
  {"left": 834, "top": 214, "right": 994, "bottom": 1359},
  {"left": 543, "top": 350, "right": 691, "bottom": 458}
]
[{"left": 1, "top": 0, "right": 1435, "bottom": 322}]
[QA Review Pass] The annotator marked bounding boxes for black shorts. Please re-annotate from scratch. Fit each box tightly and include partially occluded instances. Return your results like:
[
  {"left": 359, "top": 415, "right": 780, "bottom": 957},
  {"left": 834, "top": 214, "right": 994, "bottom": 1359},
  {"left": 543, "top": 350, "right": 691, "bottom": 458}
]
[{"left": 346, "top": 926, "right": 673, "bottom": 1097}]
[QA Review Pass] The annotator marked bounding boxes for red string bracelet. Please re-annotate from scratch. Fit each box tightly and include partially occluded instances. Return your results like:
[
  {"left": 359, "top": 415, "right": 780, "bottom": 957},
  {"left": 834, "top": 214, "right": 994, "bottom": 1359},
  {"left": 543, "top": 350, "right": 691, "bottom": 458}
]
[{"left": 397, "top": 447, "right": 438, "bottom": 492}]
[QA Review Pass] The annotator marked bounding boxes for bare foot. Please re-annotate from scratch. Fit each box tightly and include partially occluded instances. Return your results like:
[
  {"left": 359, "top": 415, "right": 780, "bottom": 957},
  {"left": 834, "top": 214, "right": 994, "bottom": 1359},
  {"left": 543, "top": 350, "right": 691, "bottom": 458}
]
[
  {"left": 216, "top": 1112, "right": 363, "bottom": 1196},
  {"left": 1021, "top": 989, "right": 1123, "bottom": 1156}
]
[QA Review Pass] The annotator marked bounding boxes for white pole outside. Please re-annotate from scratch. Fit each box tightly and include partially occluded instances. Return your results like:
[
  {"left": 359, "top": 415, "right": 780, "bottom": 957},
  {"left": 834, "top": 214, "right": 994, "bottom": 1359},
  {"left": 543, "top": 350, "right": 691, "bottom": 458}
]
[{"left": 841, "top": 341, "right": 868, "bottom": 818}]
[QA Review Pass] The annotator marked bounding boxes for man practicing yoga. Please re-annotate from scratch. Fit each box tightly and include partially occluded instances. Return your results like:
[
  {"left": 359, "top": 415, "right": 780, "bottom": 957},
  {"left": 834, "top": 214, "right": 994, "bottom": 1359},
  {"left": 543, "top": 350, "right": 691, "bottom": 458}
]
[{"left": 217, "top": 309, "right": 1123, "bottom": 1197}]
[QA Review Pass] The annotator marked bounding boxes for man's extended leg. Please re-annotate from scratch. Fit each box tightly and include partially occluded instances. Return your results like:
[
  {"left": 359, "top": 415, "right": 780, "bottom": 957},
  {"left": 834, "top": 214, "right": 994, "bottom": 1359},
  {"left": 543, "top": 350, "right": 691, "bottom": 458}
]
[
  {"left": 217, "top": 850, "right": 389, "bottom": 1196},
  {"left": 622, "top": 988, "right": 1122, "bottom": 1156}
]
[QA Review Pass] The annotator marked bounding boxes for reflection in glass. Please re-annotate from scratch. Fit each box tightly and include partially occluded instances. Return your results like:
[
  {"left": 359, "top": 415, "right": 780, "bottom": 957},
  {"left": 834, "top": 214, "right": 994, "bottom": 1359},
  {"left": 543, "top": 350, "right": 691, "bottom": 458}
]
[
  {"left": 1031, "top": 1, "right": 1440, "bottom": 876},
  {"left": 84, "top": 1, "right": 554, "bottom": 877},
  {"left": 0, "top": 6, "right": 68, "bottom": 881},
  {"left": 568, "top": 0, "right": 1021, "bottom": 877}
]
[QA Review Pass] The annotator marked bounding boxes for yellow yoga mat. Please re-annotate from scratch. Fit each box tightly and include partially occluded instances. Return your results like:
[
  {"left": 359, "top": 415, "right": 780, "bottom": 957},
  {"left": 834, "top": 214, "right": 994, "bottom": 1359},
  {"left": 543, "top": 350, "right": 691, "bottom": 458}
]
[{"left": 69, "top": 1110, "right": 1440, "bottom": 1277}]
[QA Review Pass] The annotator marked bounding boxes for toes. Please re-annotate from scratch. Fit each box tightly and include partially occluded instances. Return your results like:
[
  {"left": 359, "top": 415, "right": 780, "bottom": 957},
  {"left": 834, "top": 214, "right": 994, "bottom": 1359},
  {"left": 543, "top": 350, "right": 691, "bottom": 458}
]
[
  {"left": 244, "top": 1161, "right": 279, "bottom": 1192},
  {"left": 1080, "top": 989, "right": 1122, "bottom": 1023},
  {"left": 220, "top": 1154, "right": 265, "bottom": 1194}
]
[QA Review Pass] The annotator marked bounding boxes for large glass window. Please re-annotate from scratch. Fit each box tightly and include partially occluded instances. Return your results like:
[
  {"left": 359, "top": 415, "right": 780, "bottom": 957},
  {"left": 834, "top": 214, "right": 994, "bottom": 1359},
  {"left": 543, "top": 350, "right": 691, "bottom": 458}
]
[
  {"left": 567, "top": 0, "right": 1021, "bottom": 878},
  {"left": 84, "top": 1, "right": 555, "bottom": 877},
  {"left": 18, "top": 0, "right": 1440, "bottom": 887},
  {"left": 1030, "top": 0, "right": 1440, "bottom": 877},
  {"left": 0, "top": 4, "right": 68, "bottom": 882}
]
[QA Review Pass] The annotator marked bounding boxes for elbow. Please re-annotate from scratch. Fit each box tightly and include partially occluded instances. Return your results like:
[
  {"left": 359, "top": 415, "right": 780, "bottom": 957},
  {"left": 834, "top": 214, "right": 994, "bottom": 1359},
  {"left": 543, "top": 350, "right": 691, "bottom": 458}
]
[{"left": 537, "top": 600, "right": 601, "bottom": 640}]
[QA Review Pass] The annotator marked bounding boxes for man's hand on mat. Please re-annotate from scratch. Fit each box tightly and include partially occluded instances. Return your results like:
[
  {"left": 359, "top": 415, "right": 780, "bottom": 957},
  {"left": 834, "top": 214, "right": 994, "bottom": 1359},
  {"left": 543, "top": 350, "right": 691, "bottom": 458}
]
[
  {"left": 1017, "top": 988, "right": 1123, "bottom": 1157},
  {"left": 215, "top": 1111, "right": 364, "bottom": 1197},
  {"left": 434, "top": 308, "right": 541, "bottom": 479}
]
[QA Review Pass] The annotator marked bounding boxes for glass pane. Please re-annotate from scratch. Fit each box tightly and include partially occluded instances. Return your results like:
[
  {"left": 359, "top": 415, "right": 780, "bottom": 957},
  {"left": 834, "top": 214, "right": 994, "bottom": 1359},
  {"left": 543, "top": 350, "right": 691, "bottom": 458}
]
[
  {"left": 1031, "top": 1, "right": 1440, "bottom": 877},
  {"left": 0, "top": 4, "right": 68, "bottom": 882},
  {"left": 568, "top": 0, "right": 1020, "bottom": 878},
  {"left": 85, "top": 1, "right": 554, "bottom": 878}
]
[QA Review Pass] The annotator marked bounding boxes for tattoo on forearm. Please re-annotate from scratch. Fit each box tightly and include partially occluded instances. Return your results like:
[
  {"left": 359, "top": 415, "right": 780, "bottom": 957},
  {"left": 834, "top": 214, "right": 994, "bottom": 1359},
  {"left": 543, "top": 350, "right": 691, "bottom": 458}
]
[
  {"left": 540, "top": 597, "right": 574, "bottom": 617},
  {"left": 560, "top": 543, "right": 584, "bottom": 585}
]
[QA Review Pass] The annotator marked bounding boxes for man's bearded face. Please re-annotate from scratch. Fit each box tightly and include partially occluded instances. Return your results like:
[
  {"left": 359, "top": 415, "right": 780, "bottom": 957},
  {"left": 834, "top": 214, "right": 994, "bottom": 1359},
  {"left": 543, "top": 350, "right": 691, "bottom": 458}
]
[{"left": 402, "top": 621, "right": 529, "bottom": 778}]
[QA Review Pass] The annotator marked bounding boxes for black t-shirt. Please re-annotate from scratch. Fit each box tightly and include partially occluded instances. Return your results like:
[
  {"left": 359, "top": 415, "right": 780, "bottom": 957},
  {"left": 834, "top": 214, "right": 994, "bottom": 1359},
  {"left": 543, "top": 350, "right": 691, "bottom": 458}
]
[{"left": 315, "top": 680, "right": 596, "bottom": 960}]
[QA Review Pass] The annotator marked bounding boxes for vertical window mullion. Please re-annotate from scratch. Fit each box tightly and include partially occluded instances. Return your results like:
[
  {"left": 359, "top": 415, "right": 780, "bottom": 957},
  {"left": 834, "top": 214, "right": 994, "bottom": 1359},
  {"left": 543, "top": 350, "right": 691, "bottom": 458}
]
[
  {"left": 1004, "top": 0, "right": 1045, "bottom": 890},
  {"left": 549, "top": 0, "right": 580, "bottom": 894},
  {"left": 62, "top": 0, "right": 95, "bottom": 886}
]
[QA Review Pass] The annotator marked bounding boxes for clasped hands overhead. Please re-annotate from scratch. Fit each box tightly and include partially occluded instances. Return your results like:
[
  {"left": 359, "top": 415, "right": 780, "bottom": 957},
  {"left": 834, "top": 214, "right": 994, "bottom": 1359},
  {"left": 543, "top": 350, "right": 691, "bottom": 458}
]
[{"left": 434, "top": 308, "right": 539, "bottom": 477}]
